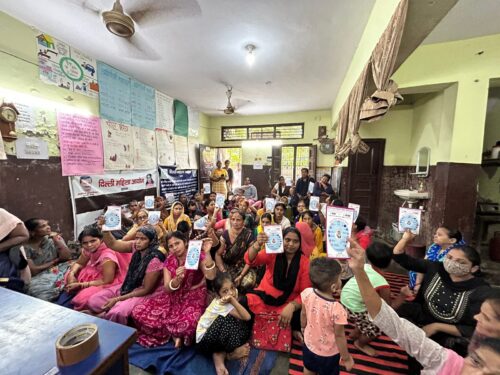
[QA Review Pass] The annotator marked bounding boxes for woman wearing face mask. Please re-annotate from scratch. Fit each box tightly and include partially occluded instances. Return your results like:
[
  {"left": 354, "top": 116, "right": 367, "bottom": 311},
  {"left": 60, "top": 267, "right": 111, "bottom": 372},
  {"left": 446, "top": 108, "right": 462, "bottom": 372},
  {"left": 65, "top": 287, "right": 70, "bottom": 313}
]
[
  {"left": 347, "top": 240, "right": 500, "bottom": 375},
  {"left": 57, "top": 226, "right": 129, "bottom": 310},
  {"left": 394, "top": 230, "right": 492, "bottom": 356},
  {"left": 409, "top": 226, "right": 465, "bottom": 293}
]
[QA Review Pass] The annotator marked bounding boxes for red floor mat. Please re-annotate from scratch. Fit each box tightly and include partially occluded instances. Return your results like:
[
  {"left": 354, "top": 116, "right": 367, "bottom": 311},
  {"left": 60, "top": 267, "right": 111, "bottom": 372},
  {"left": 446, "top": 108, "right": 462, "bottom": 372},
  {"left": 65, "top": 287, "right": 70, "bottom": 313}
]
[{"left": 289, "top": 272, "right": 410, "bottom": 375}]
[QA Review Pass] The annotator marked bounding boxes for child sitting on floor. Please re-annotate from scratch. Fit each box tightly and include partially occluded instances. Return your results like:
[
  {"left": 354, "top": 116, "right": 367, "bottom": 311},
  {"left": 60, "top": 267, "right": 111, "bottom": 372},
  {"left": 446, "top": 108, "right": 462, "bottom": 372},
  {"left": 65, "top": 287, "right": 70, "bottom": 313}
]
[
  {"left": 300, "top": 257, "right": 354, "bottom": 375},
  {"left": 196, "top": 272, "right": 252, "bottom": 375},
  {"left": 340, "top": 241, "right": 392, "bottom": 357}
]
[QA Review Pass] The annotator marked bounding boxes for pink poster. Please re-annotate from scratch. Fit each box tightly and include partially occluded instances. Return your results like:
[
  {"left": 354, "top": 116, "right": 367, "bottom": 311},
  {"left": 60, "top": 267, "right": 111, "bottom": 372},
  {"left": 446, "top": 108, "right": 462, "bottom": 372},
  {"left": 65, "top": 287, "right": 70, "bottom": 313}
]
[{"left": 57, "top": 113, "right": 103, "bottom": 176}]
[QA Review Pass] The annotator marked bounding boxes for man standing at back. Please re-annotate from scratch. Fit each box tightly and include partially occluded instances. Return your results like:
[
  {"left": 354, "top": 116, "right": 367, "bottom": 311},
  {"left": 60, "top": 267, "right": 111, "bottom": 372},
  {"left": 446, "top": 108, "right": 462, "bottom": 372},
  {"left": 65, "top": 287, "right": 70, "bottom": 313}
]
[
  {"left": 224, "top": 160, "right": 234, "bottom": 194},
  {"left": 295, "top": 168, "right": 315, "bottom": 204}
]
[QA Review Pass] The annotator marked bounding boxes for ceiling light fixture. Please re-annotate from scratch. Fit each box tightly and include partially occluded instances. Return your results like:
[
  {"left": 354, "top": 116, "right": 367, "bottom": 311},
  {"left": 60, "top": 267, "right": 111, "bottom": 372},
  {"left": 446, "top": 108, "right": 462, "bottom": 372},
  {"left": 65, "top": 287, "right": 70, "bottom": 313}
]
[{"left": 245, "top": 44, "right": 256, "bottom": 66}]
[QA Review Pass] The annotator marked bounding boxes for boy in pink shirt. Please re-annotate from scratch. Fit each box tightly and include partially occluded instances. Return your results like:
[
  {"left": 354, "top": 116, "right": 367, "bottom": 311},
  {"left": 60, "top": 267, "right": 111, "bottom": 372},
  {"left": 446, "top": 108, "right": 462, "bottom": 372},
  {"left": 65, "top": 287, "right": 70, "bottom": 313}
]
[{"left": 300, "top": 257, "right": 354, "bottom": 375}]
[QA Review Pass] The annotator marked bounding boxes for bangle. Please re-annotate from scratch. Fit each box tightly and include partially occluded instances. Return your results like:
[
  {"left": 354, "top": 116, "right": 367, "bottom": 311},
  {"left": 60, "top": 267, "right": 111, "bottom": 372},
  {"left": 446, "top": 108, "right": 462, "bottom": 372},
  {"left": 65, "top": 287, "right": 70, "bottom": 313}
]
[
  {"left": 169, "top": 279, "right": 180, "bottom": 291},
  {"left": 204, "top": 262, "right": 216, "bottom": 270},
  {"left": 253, "top": 243, "right": 260, "bottom": 251}
]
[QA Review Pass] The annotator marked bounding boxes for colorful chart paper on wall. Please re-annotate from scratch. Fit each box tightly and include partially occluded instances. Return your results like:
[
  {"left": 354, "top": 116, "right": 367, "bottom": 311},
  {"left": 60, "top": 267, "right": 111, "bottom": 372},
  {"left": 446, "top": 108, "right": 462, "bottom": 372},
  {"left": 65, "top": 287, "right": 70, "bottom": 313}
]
[
  {"left": 188, "top": 106, "right": 200, "bottom": 137},
  {"left": 174, "top": 99, "right": 189, "bottom": 137},
  {"left": 133, "top": 127, "right": 157, "bottom": 169},
  {"left": 188, "top": 137, "right": 198, "bottom": 169},
  {"left": 97, "top": 62, "right": 131, "bottom": 124},
  {"left": 101, "top": 119, "right": 134, "bottom": 170},
  {"left": 15, "top": 137, "right": 49, "bottom": 159},
  {"left": 57, "top": 113, "right": 103, "bottom": 176},
  {"left": 155, "top": 91, "right": 174, "bottom": 131},
  {"left": 36, "top": 32, "right": 98, "bottom": 98},
  {"left": 10, "top": 102, "right": 59, "bottom": 156},
  {"left": 156, "top": 129, "right": 175, "bottom": 166},
  {"left": 131, "top": 79, "right": 156, "bottom": 130},
  {"left": 174, "top": 135, "right": 189, "bottom": 169}
]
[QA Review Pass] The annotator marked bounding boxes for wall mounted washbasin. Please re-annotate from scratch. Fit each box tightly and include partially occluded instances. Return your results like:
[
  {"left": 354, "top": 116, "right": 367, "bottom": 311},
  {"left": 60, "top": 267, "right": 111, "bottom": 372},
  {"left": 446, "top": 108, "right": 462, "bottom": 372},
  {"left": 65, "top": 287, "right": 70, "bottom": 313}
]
[{"left": 394, "top": 189, "right": 430, "bottom": 203}]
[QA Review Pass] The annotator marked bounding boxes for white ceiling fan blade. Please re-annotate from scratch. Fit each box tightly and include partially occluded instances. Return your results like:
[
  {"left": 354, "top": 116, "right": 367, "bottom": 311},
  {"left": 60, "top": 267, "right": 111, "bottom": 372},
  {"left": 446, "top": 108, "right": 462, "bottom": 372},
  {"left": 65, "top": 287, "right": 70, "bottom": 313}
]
[
  {"left": 128, "top": 0, "right": 202, "bottom": 27},
  {"left": 113, "top": 33, "right": 161, "bottom": 60}
]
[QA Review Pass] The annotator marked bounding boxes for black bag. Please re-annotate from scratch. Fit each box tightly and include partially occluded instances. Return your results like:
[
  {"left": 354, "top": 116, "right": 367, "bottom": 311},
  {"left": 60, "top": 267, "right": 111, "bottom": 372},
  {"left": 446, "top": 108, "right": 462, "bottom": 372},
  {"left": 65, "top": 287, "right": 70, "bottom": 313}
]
[{"left": 0, "top": 247, "right": 25, "bottom": 292}]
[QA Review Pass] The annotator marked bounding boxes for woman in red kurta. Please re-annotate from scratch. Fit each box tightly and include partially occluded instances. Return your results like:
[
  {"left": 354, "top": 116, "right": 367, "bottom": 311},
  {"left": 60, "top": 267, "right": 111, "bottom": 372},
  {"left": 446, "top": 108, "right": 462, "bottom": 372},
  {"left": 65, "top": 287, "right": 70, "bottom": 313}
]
[{"left": 244, "top": 227, "right": 311, "bottom": 342}]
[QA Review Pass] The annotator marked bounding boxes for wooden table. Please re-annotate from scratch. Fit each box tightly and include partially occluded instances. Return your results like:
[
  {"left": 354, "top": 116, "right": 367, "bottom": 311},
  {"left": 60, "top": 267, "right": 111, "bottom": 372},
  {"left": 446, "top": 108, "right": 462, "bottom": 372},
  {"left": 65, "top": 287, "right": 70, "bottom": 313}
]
[{"left": 0, "top": 288, "right": 137, "bottom": 375}]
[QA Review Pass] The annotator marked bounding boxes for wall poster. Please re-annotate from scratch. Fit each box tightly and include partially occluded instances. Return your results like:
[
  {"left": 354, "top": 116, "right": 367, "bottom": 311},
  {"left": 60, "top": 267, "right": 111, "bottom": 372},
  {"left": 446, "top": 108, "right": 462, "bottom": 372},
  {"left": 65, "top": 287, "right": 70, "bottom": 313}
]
[{"left": 101, "top": 119, "right": 134, "bottom": 170}]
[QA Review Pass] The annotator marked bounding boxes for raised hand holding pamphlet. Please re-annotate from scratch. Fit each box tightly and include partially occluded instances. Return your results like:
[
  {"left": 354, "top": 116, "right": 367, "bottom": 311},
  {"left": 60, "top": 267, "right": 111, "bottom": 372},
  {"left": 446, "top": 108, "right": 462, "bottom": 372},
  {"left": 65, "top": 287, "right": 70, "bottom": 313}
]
[
  {"left": 185, "top": 240, "right": 203, "bottom": 270},
  {"left": 203, "top": 183, "right": 211, "bottom": 194},
  {"left": 215, "top": 193, "right": 225, "bottom": 209},
  {"left": 144, "top": 195, "right": 155, "bottom": 209},
  {"left": 309, "top": 196, "right": 320, "bottom": 212},
  {"left": 308, "top": 181, "right": 315, "bottom": 194},
  {"left": 265, "top": 198, "right": 276, "bottom": 212},
  {"left": 103, "top": 206, "right": 122, "bottom": 231},
  {"left": 164, "top": 193, "right": 175, "bottom": 205},
  {"left": 326, "top": 206, "right": 354, "bottom": 259},
  {"left": 348, "top": 203, "right": 360, "bottom": 221},
  {"left": 263, "top": 225, "right": 284, "bottom": 254},
  {"left": 398, "top": 207, "right": 422, "bottom": 235},
  {"left": 193, "top": 215, "right": 208, "bottom": 231},
  {"left": 148, "top": 211, "right": 161, "bottom": 225}
]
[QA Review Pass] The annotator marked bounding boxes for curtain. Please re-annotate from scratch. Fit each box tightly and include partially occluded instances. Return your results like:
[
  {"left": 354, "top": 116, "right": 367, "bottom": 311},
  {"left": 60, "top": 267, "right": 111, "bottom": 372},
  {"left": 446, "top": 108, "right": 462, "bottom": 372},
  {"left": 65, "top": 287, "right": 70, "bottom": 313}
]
[
  {"left": 334, "top": 63, "right": 370, "bottom": 162},
  {"left": 360, "top": 0, "right": 408, "bottom": 122}
]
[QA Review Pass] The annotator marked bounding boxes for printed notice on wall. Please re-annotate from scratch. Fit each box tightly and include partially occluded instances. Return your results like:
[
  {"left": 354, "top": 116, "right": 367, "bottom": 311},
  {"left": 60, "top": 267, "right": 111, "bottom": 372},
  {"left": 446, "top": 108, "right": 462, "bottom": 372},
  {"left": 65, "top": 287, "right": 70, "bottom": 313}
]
[
  {"left": 174, "top": 134, "right": 190, "bottom": 169},
  {"left": 101, "top": 119, "right": 134, "bottom": 170},
  {"left": 133, "top": 127, "right": 157, "bottom": 169},
  {"left": 131, "top": 79, "right": 156, "bottom": 130},
  {"left": 57, "top": 113, "right": 103, "bottom": 176},
  {"left": 15, "top": 137, "right": 49, "bottom": 159},
  {"left": 156, "top": 129, "right": 175, "bottom": 166},
  {"left": 155, "top": 91, "right": 174, "bottom": 131},
  {"left": 97, "top": 61, "right": 131, "bottom": 124},
  {"left": 36, "top": 31, "right": 98, "bottom": 98}
]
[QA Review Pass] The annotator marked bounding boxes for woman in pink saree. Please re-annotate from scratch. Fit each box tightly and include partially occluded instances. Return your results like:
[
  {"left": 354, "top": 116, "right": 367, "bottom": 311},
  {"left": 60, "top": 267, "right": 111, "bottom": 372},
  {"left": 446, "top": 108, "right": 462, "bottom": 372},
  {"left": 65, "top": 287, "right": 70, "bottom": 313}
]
[{"left": 61, "top": 226, "right": 130, "bottom": 310}]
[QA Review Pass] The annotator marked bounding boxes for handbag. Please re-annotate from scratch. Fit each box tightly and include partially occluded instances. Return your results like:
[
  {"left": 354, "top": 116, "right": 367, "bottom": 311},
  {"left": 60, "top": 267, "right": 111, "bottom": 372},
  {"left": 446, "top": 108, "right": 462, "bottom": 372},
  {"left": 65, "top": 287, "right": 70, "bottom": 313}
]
[{"left": 250, "top": 312, "right": 292, "bottom": 352}]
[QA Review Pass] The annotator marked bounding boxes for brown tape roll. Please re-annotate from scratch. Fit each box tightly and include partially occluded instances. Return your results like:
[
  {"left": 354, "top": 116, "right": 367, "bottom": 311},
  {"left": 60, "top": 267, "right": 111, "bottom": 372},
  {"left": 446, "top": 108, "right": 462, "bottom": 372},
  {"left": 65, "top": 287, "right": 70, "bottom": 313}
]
[{"left": 55, "top": 323, "right": 99, "bottom": 367}]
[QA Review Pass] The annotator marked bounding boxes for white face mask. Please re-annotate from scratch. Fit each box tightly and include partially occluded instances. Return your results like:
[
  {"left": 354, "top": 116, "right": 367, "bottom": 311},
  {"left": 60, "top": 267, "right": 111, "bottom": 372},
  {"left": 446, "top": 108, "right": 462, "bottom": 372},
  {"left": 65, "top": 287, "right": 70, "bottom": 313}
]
[{"left": 443, "top": 257, "right": 471, "bottom": 277}]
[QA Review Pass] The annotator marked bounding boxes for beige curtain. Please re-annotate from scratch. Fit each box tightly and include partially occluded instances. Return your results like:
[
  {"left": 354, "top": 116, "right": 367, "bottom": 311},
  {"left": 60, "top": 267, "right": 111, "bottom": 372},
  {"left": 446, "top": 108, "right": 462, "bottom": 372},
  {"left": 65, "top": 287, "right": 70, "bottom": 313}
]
[
  {"left": 360, "top": 0, "right": 408, "bottom": 122},
  {"left": 334, "top": 63, "right": 370, "bottom": 162}
]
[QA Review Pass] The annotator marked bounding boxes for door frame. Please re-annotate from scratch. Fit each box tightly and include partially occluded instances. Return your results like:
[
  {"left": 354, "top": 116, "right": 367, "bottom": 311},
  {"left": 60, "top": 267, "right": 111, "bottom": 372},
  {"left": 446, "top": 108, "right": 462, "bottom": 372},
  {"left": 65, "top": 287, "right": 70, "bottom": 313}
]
[{"left": 346, "top": 138, "right": 385, "bottom": 226}]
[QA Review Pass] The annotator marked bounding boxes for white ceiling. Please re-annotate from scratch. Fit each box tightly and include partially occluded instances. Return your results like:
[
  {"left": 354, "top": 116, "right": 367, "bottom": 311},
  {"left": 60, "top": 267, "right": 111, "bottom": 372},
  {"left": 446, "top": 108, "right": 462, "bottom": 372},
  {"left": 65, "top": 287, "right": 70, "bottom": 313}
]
[
  {"left": 424, "top": 0, "right": 500, "bottom": 44},
  {"left": 0, "top": 0, "right": 376, "bottom": 116}
]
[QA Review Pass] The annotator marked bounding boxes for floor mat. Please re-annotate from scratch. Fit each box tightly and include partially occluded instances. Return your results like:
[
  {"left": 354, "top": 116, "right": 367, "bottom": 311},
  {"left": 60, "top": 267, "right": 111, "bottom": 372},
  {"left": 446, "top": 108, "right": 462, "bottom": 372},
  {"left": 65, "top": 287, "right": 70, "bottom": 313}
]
[
  {"left": 289, "top": 272, "right": 410, "bottom": 375},
  {"left": 129, "top": 341, "right": 278, "bottom": 375}
]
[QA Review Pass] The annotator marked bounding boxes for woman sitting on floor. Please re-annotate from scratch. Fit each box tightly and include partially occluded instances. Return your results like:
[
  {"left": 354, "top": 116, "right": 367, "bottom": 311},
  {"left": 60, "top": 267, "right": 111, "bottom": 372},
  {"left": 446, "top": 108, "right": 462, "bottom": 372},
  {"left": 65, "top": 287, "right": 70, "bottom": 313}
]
[
  {"left": 300, "top": 211, "right": 324, "bottom": 256},
  {"left": 23, "top": 218, "right": 73, "bottom": 301},
  {"left": 245, "top": 227, "right": 312, "bottom": 343},
  {"left": 346, "top": 239, "right": 500, "bottom": 375},
  {"left": 205, "top": 199, "right": 223, "bottom": 225},
  {"left": 57, "top": 226, "right": 129, "bottom": 310},
  {"left": 196, "top": 272, "right": 252, "bottom": 375},
  {"left": 87, "top": 226, "right": 165, "bottom": 324},
  {"left": 295, "top": 222, "right": 318, "bottom": 259},
  {"left": 132, "top": 232, "right": 216, "bottom": 348},
  {"left": 164, "top": 201, "right": 192, "bottom": 232},
  {"left": 216, "top": 210, "right": 257, "bottom": 291},
  {"left": 408, "top": 226, "right": 464, "bottom": 293},
  {"left": 394, "top": 230, "right": 491, "bottom": 355},
  {"left": 123, "top": 208, "right": 167, "bottom": 241}
]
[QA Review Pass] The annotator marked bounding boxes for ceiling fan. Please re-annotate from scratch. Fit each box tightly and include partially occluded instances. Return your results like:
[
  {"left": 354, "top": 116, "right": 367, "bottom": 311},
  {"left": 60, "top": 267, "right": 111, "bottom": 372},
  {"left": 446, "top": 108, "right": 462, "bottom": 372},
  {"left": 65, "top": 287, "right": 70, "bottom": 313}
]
[
  {"left": 218, "top": 86, "right": 252, "bottom": 115},
  {"left": 70, "top": 0, "right": 201, "bottom": 59},
  {"left": 222, "top": 86, "right": 236, "bottom": 115}
]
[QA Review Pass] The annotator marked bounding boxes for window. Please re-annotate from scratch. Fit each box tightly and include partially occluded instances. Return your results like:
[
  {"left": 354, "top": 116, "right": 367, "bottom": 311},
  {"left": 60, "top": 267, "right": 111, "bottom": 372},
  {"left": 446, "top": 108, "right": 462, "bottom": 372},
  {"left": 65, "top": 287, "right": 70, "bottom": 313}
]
[
  {"left": 280, "top": 145, "right": 312, "bottom": 182},
  {"left": 221, "top": 123, "right": 304, "bottom": 141}
]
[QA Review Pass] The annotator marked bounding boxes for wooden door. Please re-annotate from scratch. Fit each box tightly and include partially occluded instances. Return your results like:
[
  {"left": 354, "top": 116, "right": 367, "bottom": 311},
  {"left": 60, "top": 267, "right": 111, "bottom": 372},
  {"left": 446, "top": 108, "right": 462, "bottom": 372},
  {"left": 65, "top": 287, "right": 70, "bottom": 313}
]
[{"left": 347, "top": 139, "right": 385, "bottom": 227}]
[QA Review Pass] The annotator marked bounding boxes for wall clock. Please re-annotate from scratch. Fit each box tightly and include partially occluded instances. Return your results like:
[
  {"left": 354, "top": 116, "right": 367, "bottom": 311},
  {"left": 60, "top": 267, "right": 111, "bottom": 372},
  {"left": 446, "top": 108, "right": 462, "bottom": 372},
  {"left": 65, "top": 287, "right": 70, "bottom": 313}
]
[{"left": 0, "top": 102, "right": 20, "bottom": 140}]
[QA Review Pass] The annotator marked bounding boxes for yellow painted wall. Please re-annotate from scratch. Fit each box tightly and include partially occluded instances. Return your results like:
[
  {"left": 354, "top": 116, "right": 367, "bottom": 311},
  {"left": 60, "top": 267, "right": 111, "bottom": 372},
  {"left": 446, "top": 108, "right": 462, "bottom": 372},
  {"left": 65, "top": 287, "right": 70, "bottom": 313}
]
[
  {"left": 207, "top": 110, "right": 333, "bottom": 166},
  {"left": 331, "top": 0, "right": 400, "bottom": 122}
]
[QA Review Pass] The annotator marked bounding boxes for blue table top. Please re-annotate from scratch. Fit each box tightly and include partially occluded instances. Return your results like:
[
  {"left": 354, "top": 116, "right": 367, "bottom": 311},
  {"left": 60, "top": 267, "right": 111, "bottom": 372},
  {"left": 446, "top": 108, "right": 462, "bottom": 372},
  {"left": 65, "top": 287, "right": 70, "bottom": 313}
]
[{"left": 0, "top": 288, "right": 137, "bottom": 375}]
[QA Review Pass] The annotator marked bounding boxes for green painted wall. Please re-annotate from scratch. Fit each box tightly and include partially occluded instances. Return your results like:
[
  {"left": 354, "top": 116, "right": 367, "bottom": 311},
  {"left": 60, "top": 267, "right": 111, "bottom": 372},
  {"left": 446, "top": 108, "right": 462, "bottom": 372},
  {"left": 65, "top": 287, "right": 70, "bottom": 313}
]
[{"left": 207, "top": 110, "right": 333, "bottom": 166}]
